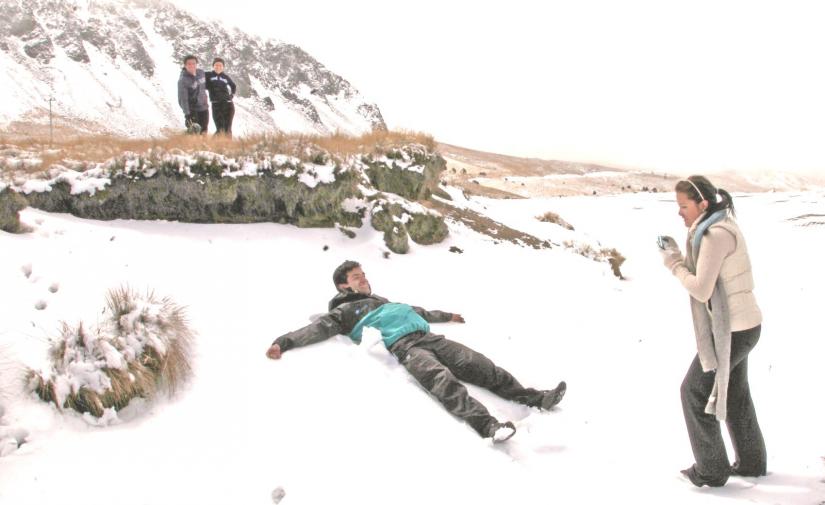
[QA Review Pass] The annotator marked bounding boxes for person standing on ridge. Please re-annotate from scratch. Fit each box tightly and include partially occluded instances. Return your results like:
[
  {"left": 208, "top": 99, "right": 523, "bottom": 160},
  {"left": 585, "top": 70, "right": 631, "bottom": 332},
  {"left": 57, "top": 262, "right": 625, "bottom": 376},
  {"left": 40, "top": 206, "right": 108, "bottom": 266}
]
[
  {"left": 177, "top": 55, "right": 209, "bottom": 134},
  {"left": 205, "top": 58, "right": 237, "bottom": 136}
]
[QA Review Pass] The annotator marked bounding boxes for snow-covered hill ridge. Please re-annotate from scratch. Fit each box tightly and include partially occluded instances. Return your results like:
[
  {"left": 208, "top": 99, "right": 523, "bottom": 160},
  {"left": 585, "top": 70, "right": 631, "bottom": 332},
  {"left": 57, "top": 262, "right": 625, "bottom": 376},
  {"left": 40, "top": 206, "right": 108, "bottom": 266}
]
[{"left": 0, "top": 0, "right": 385, "bottom": 136}]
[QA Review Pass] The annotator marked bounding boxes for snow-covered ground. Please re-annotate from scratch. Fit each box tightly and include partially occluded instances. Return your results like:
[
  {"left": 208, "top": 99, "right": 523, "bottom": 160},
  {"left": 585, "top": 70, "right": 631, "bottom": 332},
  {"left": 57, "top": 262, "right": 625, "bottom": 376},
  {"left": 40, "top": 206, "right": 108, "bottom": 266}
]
[{"left": 0, "top": 189, "right": 823, "bottom": 504}]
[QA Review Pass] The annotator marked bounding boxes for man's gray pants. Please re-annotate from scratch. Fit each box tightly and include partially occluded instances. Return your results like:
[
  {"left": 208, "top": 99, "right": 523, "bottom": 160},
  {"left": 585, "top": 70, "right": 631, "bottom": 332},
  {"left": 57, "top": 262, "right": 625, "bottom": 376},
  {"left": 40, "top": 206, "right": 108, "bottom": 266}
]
[
  {"left": 680, "top": 325, "right": 767, "bottom": 478},
  {"left": 389, "top": 331, "right": 543, "bottom": 437}
]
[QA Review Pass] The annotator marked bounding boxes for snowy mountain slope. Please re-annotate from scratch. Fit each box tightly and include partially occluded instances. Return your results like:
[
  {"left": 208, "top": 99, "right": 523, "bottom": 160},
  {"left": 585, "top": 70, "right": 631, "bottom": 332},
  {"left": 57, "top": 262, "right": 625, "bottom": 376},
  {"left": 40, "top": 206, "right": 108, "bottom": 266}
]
[
  {"left": 0, "top": 0, "right": 385, "bottom": 136},
  {"left": 0, "top": 190, "right": 823, "bottom": 504}
]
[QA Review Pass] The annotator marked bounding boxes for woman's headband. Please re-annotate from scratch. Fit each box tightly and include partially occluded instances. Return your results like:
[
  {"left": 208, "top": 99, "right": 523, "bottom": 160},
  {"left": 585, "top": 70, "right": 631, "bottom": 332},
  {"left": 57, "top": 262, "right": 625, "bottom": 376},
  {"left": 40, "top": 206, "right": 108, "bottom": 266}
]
[{"left": 683, "top": 178, "right": 706, "bottom": 202}]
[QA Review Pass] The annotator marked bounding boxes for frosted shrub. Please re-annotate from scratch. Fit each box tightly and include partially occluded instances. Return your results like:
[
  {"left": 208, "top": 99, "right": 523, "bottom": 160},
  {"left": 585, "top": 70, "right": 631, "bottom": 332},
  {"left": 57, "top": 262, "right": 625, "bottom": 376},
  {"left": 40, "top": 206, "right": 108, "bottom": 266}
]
[{"left": 29, "top": 287, "right": 194, "bottom": 419}]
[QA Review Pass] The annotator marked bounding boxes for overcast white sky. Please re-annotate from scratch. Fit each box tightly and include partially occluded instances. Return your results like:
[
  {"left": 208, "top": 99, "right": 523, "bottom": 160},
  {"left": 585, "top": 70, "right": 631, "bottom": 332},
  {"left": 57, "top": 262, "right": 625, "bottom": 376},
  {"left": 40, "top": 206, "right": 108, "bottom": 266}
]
[{"left": 168, "top": 0, "right": 824, "bottom": 174}]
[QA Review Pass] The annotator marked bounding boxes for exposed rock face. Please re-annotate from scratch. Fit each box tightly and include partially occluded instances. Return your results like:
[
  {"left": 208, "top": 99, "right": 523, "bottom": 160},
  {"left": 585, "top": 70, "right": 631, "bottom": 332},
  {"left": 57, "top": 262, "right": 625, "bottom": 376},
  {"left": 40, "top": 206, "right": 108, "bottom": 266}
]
[
  {"left": 3, "top": 141, "right": 450, "bottom": 253},
  {"left": 24, "top": 173, "right": 364, "bottom": 228},
  {"left": 0, "top": 188, "right": 28, "bottom": 233},
  {"left": 369, "top": 199, "right": 449, "bottom": 255}
]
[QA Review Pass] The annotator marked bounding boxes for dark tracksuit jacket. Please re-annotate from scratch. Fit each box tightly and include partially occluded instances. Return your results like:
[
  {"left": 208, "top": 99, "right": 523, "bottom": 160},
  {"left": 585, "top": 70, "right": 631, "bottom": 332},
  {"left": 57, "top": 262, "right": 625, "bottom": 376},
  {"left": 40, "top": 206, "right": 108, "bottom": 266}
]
[
  {"left": 177, "top": 68, "right": 209, "bottom": 132},
  {"left": 205, "top": 71, "right": 237, "bottom": 134},
  {"left": 272, "top": 291, "right": 544, "bottom": 437}
]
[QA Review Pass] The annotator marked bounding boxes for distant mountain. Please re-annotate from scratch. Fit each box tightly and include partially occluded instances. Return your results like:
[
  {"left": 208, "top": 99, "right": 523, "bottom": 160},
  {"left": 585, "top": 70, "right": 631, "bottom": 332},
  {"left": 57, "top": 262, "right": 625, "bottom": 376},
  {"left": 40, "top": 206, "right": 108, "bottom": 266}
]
[
  {"left": 0, "top": 0, "right": 386, "bottom": 136},
  {"left": 437, "top": 143, "right": 825, "bottom": 197}
]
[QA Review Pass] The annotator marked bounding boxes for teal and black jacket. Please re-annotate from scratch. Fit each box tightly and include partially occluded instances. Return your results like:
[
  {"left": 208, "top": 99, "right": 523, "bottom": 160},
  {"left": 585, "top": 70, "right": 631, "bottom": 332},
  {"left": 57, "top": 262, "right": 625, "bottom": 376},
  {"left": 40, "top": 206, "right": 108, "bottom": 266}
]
[
  {"left": 272, "top": 291, "right": 453, "bottom": 353},
  {"left": 348, "top": 303, "right": 430, "bottom": 348}
]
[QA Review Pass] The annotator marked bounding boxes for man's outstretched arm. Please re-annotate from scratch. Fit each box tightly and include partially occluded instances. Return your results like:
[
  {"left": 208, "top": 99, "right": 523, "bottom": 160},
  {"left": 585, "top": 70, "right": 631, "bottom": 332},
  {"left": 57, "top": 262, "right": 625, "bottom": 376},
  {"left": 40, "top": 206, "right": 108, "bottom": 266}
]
[
  {"left": 266, "top": 311, "right": 343, "bottom": 359},
  {"left": 411, "top": 305, "right": 464, "bottom": 324}
]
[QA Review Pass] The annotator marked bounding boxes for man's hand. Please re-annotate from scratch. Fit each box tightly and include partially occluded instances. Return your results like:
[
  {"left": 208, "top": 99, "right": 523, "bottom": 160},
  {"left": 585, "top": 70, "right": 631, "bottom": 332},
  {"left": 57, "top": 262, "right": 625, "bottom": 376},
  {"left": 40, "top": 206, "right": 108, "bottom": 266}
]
[
  {"left": 451, "top": 313, "right": 465, "bottom": 323},
  {"left": 265, "top": 344, "right": 282, "bottom": 360}
]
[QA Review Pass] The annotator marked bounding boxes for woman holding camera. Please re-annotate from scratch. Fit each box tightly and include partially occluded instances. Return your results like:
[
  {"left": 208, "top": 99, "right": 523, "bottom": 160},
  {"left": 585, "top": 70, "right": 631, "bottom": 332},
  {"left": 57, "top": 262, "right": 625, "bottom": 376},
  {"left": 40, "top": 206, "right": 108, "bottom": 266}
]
[{"left": 659, "top": 175, "right": 767, "bottom": 487}]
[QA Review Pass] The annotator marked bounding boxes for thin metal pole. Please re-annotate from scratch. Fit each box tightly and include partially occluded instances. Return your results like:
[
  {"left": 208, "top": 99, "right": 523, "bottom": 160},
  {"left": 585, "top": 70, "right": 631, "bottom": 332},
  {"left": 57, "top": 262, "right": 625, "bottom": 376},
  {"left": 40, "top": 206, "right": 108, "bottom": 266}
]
[{"left": 49, "top": 97, "right": 54, "bottom": 147}]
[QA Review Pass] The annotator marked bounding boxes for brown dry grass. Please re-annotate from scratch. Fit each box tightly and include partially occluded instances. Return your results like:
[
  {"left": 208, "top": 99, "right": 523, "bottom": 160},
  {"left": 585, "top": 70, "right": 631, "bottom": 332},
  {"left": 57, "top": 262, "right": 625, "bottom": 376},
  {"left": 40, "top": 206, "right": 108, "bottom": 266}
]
[
  {"left": 29, "top": 286, "right": 194, "bottom": 418},
  {"left": 427, "top": 199, "right": 551, "bottom": 250},
  {"left": 604, "top": 248, "right": 626, "bottom": 280},
  {"left": 0, "top": 129, "right": 435, "bottom": 175},
  {"left": 105, "top": 286, "right": 193, "bottom": 396},
  {"left": 537, "top": 211, "right": 574, "bottom": 230},
  {"left": 313, "top": 129, "right": 435, "bottom": 155}
]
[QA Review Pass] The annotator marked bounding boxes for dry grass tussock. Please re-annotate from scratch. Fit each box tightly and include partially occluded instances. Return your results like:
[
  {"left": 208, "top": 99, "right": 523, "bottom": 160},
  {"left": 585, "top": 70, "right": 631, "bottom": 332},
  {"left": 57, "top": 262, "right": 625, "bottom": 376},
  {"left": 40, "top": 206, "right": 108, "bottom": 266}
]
[
  {"left": 536, "top": 211, "right": 575, "bottom": 230},
  {"left": 0, "top": 129, "right": 435, "bottom": 175},
  {"left": 29, "top": 286, "right": 194, "bottom": 419},
  {"left": 427, "top": 199, "right": 551, "bottom": 250},
  {"left": 564, "top": 241, "right": 626, "bottom": 279}
]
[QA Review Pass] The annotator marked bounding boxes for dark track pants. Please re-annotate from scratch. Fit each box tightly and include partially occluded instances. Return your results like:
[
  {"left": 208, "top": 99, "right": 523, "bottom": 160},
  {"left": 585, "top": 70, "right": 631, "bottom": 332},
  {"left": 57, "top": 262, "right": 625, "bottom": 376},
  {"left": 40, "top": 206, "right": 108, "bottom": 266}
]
[
  {"left": 680, "top": 325, "right": 767, "bottom": 479},
  {"left": 390, "top": 332, "right": 544, "bottom": 436},
  {"left": 212, "top": 101, "right": 235, "bottom": 136}
]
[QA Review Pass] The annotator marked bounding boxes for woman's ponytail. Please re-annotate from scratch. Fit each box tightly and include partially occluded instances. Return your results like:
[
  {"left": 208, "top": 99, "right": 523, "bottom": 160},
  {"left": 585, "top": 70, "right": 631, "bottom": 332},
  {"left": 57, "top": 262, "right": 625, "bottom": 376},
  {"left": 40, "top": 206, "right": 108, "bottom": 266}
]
[{"left": 716, "top": 188, "right": 736, "bottom": 218}]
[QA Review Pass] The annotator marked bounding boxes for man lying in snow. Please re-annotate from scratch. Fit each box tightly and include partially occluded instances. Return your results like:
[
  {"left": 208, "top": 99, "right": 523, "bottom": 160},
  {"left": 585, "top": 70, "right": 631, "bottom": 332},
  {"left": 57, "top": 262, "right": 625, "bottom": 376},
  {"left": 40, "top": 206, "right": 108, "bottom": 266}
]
[{"left": 265, "top": 260, "right": 566, "bottom": 442}]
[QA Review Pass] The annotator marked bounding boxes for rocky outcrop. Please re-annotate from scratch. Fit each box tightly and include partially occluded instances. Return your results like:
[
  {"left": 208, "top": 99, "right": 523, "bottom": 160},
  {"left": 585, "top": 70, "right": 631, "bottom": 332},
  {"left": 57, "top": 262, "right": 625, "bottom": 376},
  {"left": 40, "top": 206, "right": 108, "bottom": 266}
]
[
  {"left": 24, "top": 171, "right": 364, "bottom": 228},
  {"left": 369, "top": 199, "right": 449, "bottom": 254},
  {"left": 3, "top": 141, "right": 450, "bottom": 252},
  {"left": 0, "top": 188, "right": 27, "bottom": 233}
]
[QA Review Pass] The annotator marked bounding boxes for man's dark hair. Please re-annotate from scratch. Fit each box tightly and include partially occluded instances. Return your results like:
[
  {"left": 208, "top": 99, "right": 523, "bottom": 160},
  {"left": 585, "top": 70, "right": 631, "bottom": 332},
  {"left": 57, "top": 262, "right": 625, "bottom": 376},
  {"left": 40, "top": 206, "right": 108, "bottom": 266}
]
[
  {"left": 183, "top": 55, "right": 198, "bottom": 65},
  {"left": 212, "top": 57, "right": 225, "bottom": 66},
  {"left": 333, "top": 260, "right": 361, "bottom": 290}
]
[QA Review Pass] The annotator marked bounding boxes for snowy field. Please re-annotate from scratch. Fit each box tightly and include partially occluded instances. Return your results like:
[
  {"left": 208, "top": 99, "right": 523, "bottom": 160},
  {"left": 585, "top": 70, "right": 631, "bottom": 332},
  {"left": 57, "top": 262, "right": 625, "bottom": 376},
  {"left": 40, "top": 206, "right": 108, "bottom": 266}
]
[{"left": 0, "top": 189, "right": 823, "bottom": 504}]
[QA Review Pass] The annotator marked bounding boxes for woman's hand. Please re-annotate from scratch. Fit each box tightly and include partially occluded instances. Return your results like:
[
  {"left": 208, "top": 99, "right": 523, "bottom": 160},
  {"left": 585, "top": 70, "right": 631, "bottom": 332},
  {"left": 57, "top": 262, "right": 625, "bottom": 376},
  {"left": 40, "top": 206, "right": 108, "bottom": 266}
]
[{"left": 658, "top": 236, "right": 683, "bottom": 270}]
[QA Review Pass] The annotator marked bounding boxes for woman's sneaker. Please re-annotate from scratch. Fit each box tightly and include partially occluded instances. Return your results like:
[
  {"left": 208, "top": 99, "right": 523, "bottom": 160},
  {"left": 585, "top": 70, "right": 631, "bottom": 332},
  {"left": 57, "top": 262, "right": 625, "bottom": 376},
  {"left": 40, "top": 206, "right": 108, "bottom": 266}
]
[
  {"left": 680, "top": 466, "right": 728, "bottom": 487},
  {"left": 730, "top": 463, "right": 766, "bottom": 477}
]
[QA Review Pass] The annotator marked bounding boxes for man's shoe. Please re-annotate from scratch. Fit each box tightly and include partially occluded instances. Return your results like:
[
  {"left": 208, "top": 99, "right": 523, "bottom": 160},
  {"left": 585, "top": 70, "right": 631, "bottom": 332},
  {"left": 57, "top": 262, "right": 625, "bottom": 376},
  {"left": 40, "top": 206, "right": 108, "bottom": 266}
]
[
  {"left": 540, "top": 381, "right": 567, "bottom": 410},
  {"left": 488, "top": 421, "right": 517, "bottom": 443},
  {"left": 730, "top": 463, "right": 766, "bottom": 477},
  {"left": 680, "top": 466, "right": 728, "bottom": 487}
]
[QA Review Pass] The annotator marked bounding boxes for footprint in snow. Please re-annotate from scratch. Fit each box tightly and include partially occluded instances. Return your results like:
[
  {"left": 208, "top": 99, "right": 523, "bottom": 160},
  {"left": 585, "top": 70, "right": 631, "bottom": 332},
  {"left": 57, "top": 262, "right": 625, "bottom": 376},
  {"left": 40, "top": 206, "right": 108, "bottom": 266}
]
[
  {"left": 21, "top": 264, "right": 32, "bottom": 279},
  {"left": 34, "top": 300, "right": 47, "bottom": 310},
  {"left": 271, "top": 487, "right": 286, "bottom": 504},
  {"left": 49, "top": 282, "right": 60, "bottom": 293},
  {"left": 0, "top": 427, "right": 29, "bottom": 458},
  {"left": 0, "top": 403, "right": 29, "bottom": 458},
  {"left": 0, "top": 437, "right": 19, "bottom": 457}
]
